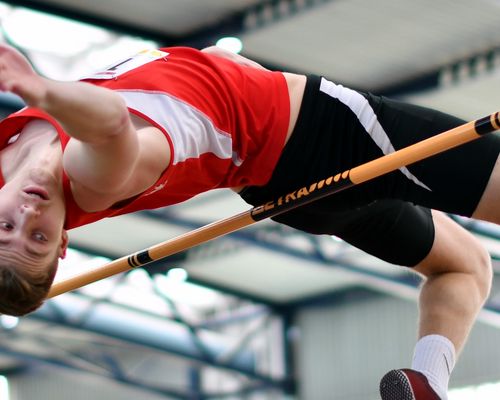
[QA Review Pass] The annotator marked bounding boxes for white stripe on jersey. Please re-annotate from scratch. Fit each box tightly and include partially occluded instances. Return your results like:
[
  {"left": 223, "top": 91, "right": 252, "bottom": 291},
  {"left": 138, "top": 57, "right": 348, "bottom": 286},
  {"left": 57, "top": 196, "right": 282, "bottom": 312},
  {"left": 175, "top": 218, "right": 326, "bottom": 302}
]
[
  {"left": 117, "top": 90, "right": 241, "bottom": 166},
  {"left": 319, "top": 77, "right": 430, "bottom": 191}
]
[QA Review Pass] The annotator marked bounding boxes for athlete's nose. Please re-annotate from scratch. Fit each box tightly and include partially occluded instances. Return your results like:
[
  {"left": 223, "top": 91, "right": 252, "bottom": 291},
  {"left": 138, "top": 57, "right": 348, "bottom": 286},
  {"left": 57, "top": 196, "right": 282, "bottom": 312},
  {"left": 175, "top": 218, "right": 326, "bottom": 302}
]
[{"left": 19, "top": 204, "right": 40, "bottom": 218}]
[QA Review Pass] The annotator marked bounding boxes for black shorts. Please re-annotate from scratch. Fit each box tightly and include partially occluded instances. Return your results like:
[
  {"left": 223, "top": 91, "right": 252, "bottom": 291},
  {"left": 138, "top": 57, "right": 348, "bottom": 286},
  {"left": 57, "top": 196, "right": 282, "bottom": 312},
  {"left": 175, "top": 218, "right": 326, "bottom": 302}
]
[{"left": 240, "top": 75, "right": 500, "bottom": 266}]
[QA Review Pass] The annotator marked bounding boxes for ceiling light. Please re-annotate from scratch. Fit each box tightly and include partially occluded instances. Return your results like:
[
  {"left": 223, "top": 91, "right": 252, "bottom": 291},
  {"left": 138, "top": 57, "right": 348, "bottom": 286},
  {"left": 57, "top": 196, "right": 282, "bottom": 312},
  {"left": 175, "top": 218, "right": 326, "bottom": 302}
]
[
  {"left": 216, "top": 37, "right": 243, "bottom": 54},
  {"left": 0, "top": 315, "right": 18, "bottom": 330}
]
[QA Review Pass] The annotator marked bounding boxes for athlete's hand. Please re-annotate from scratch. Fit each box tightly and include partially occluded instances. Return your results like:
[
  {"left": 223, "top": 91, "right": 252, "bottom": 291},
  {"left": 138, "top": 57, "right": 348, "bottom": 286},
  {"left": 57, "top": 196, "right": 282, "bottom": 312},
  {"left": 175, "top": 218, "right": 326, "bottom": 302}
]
[{"left": 0, "top": 44, "right": 47, "bottom": 106}]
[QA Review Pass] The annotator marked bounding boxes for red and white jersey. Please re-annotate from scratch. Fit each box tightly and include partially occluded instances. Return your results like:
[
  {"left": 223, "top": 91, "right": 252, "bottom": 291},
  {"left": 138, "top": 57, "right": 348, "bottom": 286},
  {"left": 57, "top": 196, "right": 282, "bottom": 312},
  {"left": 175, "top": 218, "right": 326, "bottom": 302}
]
[{"left": 0, "top": 47, "right": 290, "bottom": 228}]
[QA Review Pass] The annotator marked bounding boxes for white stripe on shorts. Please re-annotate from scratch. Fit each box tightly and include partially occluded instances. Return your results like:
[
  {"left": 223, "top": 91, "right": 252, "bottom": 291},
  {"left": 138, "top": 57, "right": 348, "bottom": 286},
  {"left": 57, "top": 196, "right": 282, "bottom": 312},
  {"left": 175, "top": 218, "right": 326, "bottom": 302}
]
[{"left": 319, "top": 77, "right": 430, "bottom": 191}]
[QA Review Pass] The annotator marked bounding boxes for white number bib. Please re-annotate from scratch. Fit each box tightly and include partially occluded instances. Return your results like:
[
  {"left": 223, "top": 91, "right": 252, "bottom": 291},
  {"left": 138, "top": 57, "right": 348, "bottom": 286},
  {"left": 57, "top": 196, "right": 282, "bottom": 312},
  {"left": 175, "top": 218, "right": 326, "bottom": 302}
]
[{"left": 82, "top": 49, "right": 169, "bottom": 80}]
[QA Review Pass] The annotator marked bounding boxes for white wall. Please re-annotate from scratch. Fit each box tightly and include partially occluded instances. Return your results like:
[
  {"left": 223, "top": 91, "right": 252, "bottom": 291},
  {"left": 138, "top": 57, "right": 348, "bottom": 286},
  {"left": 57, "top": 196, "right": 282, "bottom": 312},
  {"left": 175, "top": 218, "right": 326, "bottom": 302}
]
[{"left": 295, "top": 289, "right": 500, "bottom": 400}]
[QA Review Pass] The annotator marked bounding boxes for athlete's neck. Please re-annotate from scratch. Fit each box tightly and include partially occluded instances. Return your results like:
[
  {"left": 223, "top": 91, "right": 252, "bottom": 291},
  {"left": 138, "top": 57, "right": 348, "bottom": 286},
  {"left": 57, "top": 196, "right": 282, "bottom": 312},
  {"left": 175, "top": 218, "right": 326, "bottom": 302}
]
[{"left": 1, "top": 119, "right": 63, "bottom": 183}]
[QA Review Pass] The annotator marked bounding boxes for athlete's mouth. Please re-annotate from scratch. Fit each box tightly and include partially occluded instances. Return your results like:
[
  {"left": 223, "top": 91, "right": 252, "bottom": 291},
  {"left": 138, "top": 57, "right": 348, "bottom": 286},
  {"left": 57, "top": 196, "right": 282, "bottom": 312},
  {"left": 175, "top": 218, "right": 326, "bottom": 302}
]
[{"left": 23, "top": 186, "right": 49, "bottom": 201}]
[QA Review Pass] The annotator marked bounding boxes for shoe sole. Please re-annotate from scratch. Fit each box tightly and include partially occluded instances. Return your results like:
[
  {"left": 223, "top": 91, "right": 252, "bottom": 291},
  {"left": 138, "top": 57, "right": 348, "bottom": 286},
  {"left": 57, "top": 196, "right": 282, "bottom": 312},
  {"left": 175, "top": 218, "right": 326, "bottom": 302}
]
[{"left": 379, "top": 369, "right": 416, "bottom": 400}]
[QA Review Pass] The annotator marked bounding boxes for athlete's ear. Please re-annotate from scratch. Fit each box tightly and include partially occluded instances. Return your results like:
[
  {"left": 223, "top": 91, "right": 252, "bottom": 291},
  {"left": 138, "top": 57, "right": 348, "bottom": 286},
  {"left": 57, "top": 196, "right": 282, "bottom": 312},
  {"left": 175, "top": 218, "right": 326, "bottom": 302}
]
[{"left": 59, "top": 230, "right": 69, "bottom": 259}]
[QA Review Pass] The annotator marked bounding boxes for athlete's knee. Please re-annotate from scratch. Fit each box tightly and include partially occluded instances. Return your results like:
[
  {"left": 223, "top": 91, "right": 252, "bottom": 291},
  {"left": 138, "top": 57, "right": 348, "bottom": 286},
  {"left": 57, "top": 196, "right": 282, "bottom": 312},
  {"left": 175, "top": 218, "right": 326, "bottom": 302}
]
[
  {"left": 415, "top": 212, "right": 493, "bottom": 301},
  {"left": 446, "top": 237, "right": 491, "bottom": 302},
  {"left": 468, "top": 240, "right": 493, "bottom": 302},
  {"left": 472, "top": 154, "right": 500, "bottom": 223}
]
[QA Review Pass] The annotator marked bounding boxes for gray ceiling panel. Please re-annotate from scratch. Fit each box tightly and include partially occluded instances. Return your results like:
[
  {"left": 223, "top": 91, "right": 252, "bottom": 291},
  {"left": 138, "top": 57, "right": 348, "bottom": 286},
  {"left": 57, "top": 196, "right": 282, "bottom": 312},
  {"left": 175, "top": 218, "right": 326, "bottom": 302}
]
[
  {"left": 22, "top": 0, "right": 264, "bottom": 35},
  {"left": 241, "top": 0, "right": 500, "bottom": 90}
]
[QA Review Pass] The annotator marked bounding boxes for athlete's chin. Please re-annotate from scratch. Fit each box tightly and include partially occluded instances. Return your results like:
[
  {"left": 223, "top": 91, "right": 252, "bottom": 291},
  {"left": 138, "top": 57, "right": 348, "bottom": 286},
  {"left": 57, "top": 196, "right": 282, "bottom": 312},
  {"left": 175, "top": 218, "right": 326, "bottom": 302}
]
[{"left": 28, "top": 167, "right": 58, "bottom": 188}]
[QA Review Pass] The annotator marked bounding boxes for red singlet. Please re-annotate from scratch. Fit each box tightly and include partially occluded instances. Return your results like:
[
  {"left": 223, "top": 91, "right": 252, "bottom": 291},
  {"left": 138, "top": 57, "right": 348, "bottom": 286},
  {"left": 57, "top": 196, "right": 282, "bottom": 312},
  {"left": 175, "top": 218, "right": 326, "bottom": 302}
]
[{"left": 0, "top": 47, "right": 290, "bottom": 228}]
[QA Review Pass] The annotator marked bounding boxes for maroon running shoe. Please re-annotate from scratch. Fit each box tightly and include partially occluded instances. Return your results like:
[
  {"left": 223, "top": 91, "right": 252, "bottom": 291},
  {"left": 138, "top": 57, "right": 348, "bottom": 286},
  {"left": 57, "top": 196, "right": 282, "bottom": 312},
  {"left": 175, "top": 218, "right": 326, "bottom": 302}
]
[{"left": 379, "top": 369, "right": 441, "bottom": 400}]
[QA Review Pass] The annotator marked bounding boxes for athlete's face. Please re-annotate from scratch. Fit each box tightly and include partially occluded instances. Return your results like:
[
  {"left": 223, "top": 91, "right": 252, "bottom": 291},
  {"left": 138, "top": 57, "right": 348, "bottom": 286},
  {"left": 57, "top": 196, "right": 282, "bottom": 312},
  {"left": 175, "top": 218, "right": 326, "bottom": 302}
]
[{"left": 0, "top": 172, "right": 68, "bottom": 272}]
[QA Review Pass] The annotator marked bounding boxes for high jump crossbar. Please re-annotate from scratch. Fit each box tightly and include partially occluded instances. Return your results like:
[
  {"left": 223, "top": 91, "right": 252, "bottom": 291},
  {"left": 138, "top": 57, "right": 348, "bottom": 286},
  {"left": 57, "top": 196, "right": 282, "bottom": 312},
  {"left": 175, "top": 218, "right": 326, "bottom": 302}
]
[{"left": 48, "top": 112, "right": 500, "bottom": 298}]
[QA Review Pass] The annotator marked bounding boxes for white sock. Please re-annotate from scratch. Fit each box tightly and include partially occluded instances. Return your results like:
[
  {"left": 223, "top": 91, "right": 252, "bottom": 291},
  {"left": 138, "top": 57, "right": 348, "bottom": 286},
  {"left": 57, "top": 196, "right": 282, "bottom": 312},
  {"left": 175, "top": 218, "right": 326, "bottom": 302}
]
[{"left": 411, "top": 334, "right": 456, "bottom": 400}]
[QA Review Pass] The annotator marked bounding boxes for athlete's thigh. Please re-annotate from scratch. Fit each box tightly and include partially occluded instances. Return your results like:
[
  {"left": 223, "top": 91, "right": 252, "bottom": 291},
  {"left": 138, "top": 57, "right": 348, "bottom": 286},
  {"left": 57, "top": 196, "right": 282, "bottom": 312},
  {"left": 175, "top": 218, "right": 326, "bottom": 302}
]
[
  {"left": 367, "top": 95, "right": 500, "bottom": 217},
  {"left": 472, "top": 154, "right": 500, "bottom": 224},
  {"left": 414, "top": 211, "right": 490, "bottom": 277},
  {"left": 273, "top": 198, "right": 436, "bottom": 267}
]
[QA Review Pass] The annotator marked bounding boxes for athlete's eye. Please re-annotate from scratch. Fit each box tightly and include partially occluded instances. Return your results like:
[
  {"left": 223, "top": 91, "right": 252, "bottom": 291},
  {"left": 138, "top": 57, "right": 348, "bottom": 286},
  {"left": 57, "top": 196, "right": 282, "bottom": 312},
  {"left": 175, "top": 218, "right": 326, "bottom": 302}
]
[
  {"left": 0, "top": 221, "right": 13, "bottom": 230},
  {"left": 32, "top": 232, "right": 47, "bottom": 242}
]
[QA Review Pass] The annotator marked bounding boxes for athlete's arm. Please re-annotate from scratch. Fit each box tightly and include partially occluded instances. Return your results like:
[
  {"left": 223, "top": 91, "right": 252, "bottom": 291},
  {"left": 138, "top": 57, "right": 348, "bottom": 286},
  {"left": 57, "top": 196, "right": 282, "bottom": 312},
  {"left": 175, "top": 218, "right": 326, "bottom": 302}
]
[
  {"left": 0, "top": 43, "right": 166, "bottom": 202},
  {"left": 201, "top": 46, "right": 269, "bottom": 70}
]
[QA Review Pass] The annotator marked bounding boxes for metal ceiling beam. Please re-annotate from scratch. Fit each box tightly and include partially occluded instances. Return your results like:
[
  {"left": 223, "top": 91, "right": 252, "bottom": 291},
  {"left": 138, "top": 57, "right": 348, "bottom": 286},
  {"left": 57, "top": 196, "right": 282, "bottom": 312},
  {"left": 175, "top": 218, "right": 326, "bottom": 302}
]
[
  {"left": 7, "top": 291, "right": 294, "bottom": 397},
  {"left": 0, "top": 343, "right": 285, "bottom": 399},
  {"left": 141, "top": 210, "right": 500, "bottom": 326},
  {"left": 32, "top": 294, "right": 258, "bottom": 377},
  {"left": 382, "top": 47, "right": 500, "bottom": 96}
]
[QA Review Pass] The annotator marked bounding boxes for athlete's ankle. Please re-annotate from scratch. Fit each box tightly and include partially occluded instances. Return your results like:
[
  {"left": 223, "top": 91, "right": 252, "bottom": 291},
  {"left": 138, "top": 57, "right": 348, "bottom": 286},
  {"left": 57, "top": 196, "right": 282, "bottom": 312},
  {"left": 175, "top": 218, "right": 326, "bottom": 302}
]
[
  {"left": 411, "top": 334, "right": 455, "bottom": 400},
  {"left": 415, "top": 370, "right": 447, "bottom": 400}
]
